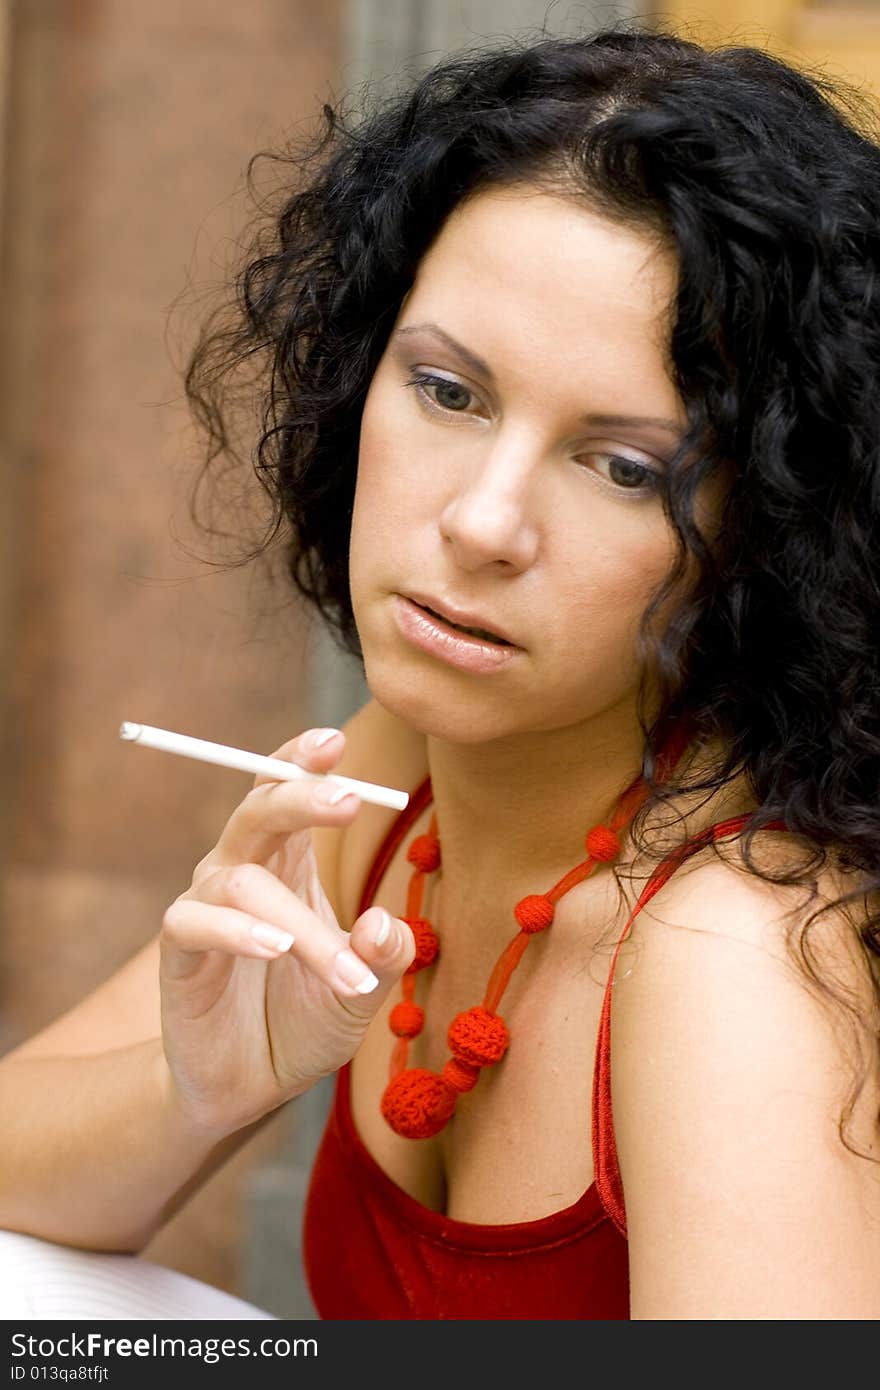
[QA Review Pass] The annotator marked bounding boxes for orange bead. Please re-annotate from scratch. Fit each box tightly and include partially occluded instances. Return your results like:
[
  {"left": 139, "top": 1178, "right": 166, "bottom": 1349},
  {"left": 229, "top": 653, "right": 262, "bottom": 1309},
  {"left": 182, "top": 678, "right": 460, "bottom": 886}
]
[
  {"left": 389, "top": 1001, "right": 424, "bottom": 1038},
  {"left": 406, "top": 834, "right": 441, "bottom": 873},
  {"left": 514, "top": 893, "right": 555, "bottom": 934},
  {"left": 404, "top": 917, "right": 440, "bottom": 974},
  {"left": 447, "top": 1006, "right": 509, "bottom": 1066},
  {"left": 441, "top": 1057, "right": 480, "bottom": 1093},
  {"left": 381, "top": 1069, "right": 456, "bottom": 1139},
  {"left": 585, "top": 824, "right": 621, "bottom": 861}
]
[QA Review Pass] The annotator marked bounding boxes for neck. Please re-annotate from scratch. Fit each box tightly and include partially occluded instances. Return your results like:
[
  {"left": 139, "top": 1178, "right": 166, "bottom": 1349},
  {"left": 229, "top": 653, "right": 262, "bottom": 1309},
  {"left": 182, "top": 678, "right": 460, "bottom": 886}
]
[{"left": 424, "top": 698, "right": 661, "bottom": 903}]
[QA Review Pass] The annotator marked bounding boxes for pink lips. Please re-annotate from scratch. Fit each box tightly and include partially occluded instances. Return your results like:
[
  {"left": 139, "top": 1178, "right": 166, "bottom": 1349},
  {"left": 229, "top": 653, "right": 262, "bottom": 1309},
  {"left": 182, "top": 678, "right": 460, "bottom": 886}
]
[
  {"left": 393, "top": 596, "right": 521, "bottom": 674},
  {"left": 404, "top": 591, "right": 517, "bottom": 647}
]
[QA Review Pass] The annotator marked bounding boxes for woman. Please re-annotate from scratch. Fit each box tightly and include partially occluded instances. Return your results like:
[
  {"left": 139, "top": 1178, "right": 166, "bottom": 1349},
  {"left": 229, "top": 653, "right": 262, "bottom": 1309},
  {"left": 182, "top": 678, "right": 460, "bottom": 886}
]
[{"left": 1, "top": 26, "right": 879, "bottom": 1320}]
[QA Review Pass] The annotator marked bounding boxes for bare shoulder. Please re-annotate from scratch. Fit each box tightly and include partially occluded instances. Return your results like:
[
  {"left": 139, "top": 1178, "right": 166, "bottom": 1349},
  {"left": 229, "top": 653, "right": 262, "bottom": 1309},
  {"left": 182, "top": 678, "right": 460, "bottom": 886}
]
[
  {"left": 623, "top": 828, "right": 879, "bottom": 1004},
  {"left": 312, "top": 696, "right": 428, "bottom": 928},
  {"left": 610, "top": 840, "right": 880, "bottom": 1318}
]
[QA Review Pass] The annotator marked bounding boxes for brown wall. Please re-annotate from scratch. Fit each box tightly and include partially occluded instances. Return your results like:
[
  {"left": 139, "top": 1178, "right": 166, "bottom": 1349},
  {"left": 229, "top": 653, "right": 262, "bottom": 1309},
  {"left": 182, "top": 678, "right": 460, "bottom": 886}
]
[
  {"left": 654, "top": 1, "right": 880, "bottom": 98},
  {"left": 0, "top": 0, "right": 343, "bottom": 1297}
]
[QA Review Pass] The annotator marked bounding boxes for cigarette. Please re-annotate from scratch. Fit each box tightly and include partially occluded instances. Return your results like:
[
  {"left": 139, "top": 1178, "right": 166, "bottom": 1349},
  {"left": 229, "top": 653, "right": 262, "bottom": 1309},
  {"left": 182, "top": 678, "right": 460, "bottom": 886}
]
[{"left": 119, "top": 722, "right": 409, "bottom": 811}]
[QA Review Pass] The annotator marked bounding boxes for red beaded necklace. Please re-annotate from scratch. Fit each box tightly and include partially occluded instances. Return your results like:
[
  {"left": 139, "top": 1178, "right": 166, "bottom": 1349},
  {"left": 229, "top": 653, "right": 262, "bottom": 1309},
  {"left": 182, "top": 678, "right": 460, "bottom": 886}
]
[{"left": 380, "top": 719, "right": 695, "bottom": 1140}]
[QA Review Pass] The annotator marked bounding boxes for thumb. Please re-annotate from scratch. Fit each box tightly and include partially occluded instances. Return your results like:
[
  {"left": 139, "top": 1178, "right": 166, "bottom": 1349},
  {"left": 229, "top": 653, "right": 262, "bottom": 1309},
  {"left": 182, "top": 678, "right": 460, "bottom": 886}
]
[{"left": 336, "top": 907, "right": 416, "bottom": 1018}]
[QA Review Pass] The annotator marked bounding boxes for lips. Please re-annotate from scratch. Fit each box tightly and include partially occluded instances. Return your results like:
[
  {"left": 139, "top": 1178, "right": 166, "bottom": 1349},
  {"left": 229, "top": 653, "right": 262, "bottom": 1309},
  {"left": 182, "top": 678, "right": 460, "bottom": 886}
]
[
  {"left": 419, "top": 605, "right": 510, "bottom": 645},
  {"left": 404, "top": 593, "right": 517, "bottom": 647},
  {"left": 393, "top": 596, "right": 519, "bottom": 673}
]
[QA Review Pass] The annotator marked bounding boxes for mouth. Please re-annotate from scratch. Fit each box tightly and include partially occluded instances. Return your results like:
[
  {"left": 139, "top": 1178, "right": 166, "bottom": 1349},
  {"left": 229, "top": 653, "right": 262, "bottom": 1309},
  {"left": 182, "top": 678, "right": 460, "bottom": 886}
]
[{"left": 409, "top": 600, "right": 513, "bottom": 647}]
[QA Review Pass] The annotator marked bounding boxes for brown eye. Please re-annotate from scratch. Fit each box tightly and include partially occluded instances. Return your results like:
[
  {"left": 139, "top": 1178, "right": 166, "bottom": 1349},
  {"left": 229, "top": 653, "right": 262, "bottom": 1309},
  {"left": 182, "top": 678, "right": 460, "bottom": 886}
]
[
  {"left": 580, "top": 451, "right": 664, "bottom": 498},
  {"left": 606, "top": 456, "right": 653, "bottom": 489},
  {"left": 404, "top": 371, "right": 475, "bottom": 414},
  {"left": 433, "top": 380, "right": 471, "bottom": 411}
]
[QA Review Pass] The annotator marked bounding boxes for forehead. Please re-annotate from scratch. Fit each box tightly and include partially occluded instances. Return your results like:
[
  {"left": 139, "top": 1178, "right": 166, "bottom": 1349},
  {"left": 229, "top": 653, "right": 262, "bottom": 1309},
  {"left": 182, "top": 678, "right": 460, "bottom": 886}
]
[{"left": 404, "top": 183, "right": 678, "bottom": 369}]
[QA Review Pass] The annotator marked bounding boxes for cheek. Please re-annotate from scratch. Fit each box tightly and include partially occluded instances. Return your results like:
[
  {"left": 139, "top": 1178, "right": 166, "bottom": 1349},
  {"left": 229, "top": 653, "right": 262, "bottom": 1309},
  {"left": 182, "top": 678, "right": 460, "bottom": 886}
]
[
  {"left": 552, "top": 522, "right": 676, "bottom": 675},
  {"left": 349, "top": 380, "right": 417, "bottom": 600},
  {"left": 351, "top": 392, "right": 395, "bottom": 534},
  {"left": 353, "top": 371, "right": 417, "bottom": 510},
  {"left": 573, "top": 514, "right": 675, "bottom": 615}
]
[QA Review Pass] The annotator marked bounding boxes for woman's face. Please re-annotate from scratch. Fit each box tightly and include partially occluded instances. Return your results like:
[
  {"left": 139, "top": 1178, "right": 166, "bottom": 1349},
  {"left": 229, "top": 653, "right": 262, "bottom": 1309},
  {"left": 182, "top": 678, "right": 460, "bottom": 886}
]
[{"left": 349, "top": 182, "right": 705, "bottom": 743}]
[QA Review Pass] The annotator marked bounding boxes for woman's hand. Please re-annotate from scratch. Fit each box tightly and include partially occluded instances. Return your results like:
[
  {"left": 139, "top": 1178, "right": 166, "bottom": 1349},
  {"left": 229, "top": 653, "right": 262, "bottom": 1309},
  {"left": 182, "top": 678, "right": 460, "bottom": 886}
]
[{"left": 158, "top": 727, "right": 414, "bottom": 1137}]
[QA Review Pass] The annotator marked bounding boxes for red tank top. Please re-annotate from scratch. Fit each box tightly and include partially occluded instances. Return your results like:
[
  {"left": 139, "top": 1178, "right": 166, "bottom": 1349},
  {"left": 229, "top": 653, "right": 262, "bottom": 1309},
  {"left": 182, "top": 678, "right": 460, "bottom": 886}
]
[{"left": 303, "top": 776, "right": 788, "bottom": 1319}]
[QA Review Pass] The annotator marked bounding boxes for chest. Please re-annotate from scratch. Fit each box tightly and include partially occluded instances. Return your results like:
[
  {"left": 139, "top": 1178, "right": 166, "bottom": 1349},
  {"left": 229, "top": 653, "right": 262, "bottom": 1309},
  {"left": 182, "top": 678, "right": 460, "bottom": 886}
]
[{"left": 340, "top": 799, "right": 634, "bottom": 1223}]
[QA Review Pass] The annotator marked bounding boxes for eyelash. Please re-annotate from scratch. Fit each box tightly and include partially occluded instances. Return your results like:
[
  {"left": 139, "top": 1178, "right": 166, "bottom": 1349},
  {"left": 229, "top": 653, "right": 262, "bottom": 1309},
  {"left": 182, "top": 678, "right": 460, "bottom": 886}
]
[{"left": 402, "top": 371, "right": 665, "bottom": 499}]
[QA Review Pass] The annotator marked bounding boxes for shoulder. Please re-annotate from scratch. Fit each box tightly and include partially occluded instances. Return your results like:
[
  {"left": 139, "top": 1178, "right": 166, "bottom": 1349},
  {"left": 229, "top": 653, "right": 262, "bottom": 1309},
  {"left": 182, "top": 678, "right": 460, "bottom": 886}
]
[
  {"left": 311, "top": 697, "right": 428, "bottom": 928},
  {"left": 609, "top": 837, "right": 880, "bottom": 1319}
]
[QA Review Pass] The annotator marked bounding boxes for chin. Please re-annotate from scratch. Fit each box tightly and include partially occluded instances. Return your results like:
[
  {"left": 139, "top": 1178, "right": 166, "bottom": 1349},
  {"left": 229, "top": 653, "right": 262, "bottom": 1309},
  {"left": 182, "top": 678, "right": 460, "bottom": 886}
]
[{"left": 360, "top": 655, "right": 516, "bottom": 745}]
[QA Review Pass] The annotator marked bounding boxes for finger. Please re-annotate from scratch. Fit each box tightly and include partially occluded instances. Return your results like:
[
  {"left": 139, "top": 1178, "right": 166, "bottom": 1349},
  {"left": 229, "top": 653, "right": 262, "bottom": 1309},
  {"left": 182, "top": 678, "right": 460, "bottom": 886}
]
[
  {"left": 160, "top": 898, "right": 297, "bottom": 977},
  {"left": 195, "top": 863, "right": 372, "bottom": 997},
  {"left": 195, "top": 865, "right": 410, "bottom": 1004},
  {"left": 325, "top": 906, "right": 417, "bottom": 1018},
  {"left": 213, "top": 777, "right": 361, "bottom": 870},
  {"left": 349, "top": 906, "right": 417, "bottom": 981},
  {"left": 251, "top": 727, "right": 345, "bottom": 790},
  {"left": 195, "top": 861, "right": 317, "bottom": 939},
  {"left": 209, "top": 726, "right": 361, "bottom": 868}
]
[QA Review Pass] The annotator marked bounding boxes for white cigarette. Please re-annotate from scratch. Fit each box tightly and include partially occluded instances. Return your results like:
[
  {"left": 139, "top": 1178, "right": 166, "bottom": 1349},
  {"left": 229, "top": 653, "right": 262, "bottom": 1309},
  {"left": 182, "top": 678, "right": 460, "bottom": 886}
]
[{"left": 119, "top": 722, "right": 409, "bottom": 811}]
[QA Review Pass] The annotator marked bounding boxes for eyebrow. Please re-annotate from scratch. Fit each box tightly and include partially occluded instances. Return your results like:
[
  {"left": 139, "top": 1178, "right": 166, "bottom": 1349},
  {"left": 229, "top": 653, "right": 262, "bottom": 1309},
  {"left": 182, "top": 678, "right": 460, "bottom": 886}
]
[{"left": 393, "top": 321, "right": 685, "bottom": 437}]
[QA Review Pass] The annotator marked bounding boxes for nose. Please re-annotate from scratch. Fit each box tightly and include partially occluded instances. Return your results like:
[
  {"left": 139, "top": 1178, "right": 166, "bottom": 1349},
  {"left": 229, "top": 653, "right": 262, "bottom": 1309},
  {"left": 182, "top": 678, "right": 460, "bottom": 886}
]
[{"left": 438, "top": 429, "right": 541, "bottom": 573}]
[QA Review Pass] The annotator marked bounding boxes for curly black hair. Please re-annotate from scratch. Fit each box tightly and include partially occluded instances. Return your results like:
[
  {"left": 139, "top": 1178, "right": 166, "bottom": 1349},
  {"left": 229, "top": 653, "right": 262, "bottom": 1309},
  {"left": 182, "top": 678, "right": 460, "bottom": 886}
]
[{"left": 184, "top": 23, "right": 880, "bottom": 1159}]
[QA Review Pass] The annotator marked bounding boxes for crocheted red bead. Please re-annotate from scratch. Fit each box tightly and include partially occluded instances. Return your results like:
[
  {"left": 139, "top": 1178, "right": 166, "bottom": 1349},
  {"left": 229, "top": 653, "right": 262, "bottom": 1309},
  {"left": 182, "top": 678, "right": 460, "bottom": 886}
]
[
  {"left": 441, "top": 1057, "right": 480, "bottom": 1093},
  {"left": 389, "top": 1000, "right": 424, "bottom": 1039},
  {"left": 514, "top": 893, "right": 555, "bottom": 934},
  {"left": 585, "top": 824, "right": 621, "bottom": 861},
  {"left": 447, "top": 1006, "right": 510, "bottom": 1067},
  {"left": 406, "top": 833, "right": 441, "bottom": 873},
  {"left": 404, "top": 917, "right": 440, "bottom": 974},
  {"left": 380, "top": 1068, "right": 456, "bottom": 1139}
]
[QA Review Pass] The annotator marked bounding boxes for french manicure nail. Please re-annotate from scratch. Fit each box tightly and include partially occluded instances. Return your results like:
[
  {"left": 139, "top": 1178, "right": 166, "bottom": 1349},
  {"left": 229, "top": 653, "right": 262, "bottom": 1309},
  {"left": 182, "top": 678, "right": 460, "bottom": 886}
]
[
  {"left": 317, "top": 780, "right": 356, "bottom": 806},
  {"left": 373, "top": 909, "right": 391, "bottom": 948},
  {"left": 334, "top": 947, "right": 379, "bottom": 994},
  {"left": 309, "top": 728, "right": 341, "bottom": 749},
  {"left": 251, "top": 924, "right": 295, "bottom": 952}
]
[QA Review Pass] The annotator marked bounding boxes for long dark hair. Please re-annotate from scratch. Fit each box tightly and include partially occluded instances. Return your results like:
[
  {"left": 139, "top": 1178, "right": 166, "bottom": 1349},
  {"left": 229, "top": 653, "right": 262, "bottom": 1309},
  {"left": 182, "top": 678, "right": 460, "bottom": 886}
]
[{"left": 184, "top": 24, "right": 880, "bottom": 1159}]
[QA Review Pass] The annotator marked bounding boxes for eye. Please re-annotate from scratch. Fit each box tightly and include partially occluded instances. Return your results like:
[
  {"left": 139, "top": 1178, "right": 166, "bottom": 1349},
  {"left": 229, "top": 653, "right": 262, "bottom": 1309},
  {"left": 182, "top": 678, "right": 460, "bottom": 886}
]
[
  {"left": 403, "top": 371, "right": 479, "bottom": 417},
  {"left": 579, "top": 451, "right": 665, "bottom": 499}
]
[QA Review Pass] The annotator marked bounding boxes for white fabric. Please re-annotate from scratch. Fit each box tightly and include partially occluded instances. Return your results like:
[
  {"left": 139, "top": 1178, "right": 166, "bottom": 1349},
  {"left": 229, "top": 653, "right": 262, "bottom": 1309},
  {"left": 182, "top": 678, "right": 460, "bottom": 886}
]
[{"left": 0, "top": 1229, "right": 276, "bottom": 1320}]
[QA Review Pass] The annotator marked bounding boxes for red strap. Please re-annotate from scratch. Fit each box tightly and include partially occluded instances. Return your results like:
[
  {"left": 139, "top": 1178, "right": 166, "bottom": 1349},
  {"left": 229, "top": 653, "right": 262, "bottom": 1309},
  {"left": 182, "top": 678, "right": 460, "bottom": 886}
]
[{"left": 591, "top": 814, "right": 791, "bottom": 1238}]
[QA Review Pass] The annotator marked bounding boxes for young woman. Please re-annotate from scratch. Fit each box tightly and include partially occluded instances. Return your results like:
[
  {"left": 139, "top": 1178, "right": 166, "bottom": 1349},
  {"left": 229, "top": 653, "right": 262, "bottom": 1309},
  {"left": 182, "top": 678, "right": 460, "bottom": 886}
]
[{"left": 1, "top": 26, "right": 879, "bottom": 1320}]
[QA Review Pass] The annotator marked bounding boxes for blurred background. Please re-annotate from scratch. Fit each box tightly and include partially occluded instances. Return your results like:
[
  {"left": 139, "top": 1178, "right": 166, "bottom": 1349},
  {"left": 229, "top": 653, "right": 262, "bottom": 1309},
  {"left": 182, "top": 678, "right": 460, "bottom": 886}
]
[{"left": 0, "top": 0, "right": 877, "bottom": 1319}]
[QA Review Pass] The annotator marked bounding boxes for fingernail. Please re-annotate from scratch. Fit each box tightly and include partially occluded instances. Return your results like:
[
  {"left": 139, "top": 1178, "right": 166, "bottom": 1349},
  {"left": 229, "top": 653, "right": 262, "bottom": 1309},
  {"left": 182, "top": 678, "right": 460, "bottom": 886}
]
[
  {"left": 372, "top": 909, "right": 392, "bottom": 948},
  {"left": 334, "top": 948, "right": 379, "bottom": 994},
  {"left": 309, "top": 728, "right": 341, "bottom": 750},
  {"left": 251, "top": 924, "right": 295, "bottom": 952},
  {"left": 317, "top": 780, "right": 356, "bottom": 806}
]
